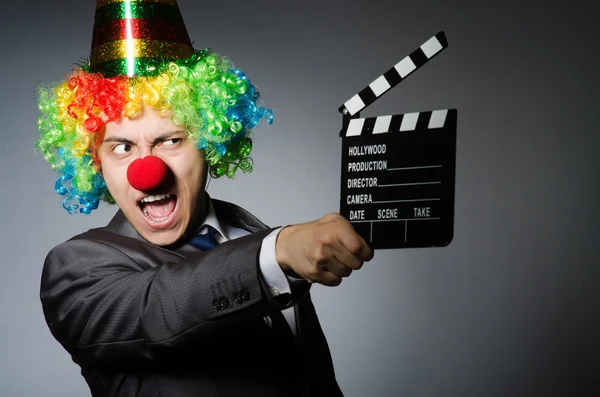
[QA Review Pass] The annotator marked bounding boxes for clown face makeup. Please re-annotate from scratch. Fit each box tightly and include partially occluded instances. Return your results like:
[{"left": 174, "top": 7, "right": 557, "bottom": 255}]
[{"left": 98, "top": 106, "right": 208, "bottom": 246}]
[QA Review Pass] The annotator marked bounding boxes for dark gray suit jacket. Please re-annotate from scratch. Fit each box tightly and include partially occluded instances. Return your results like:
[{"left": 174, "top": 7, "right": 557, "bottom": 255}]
[{"left": 40, "top": 199, "right": 343, "bottom": 397}]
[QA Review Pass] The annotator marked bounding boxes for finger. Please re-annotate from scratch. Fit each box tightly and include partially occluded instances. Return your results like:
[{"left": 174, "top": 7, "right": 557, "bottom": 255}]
[
  {"left": 317, "top": 271, "right": 342, "bottom": 287},
  {"left": 301, "top": 264, "right": 319, "bottom": 284},
  {"left": 337, "top": 224, "right": 373, "bottom": 262},
  {"left": 328, "top": 244, "right": 363, "bottom": 270},
  {"left": 321, "top": 256, "right": 353, "bottom": 278},
  {"left": 361, "top": 243, "right": 374, "bottom": 262}
]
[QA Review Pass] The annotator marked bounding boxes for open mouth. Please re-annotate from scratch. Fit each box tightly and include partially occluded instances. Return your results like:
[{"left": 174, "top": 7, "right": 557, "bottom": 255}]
[{"left": 138, "top": 192, "right": 178, "bottom": 224}]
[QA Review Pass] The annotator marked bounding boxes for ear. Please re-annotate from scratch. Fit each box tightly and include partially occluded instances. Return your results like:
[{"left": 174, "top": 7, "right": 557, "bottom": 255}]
[{"left": 91, "top": 128, "right": 106, "bottom": 174}]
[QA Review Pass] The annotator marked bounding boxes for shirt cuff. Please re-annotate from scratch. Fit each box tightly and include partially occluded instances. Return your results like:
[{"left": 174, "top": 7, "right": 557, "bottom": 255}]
[{"left": 259, "top": 227, "right": 292, "bottom": 298}]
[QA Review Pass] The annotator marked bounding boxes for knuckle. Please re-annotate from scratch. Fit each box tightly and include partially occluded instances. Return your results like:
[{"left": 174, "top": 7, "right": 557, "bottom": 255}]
[
  {"left": 335, "top": 217, "right": 350, "bottom": 228},
  {"left": 343, "top": 235, "right": 364, "bottom": 256},
  {"left": 317, "top": 232, "right": 335, "bottom": 247},
  {"left": 312, "top": 244, "right": 328, "bottom": 262},
  {"left": 326, "top": 213, "right": 347, "bottom": 226},
  {"left": 322, "top": 213, "right": 339, "bottom": 222}
]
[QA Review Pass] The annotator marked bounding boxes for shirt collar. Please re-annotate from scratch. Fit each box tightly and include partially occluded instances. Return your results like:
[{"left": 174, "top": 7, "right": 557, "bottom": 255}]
[{"left": 200, "top": 195, "right": 229, "bottom": 241}]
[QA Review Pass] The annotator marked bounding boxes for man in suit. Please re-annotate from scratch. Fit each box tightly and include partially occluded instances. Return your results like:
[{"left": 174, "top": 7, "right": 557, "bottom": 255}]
[{"left": 38, "top": 1, "right": 372, "bottom": 396}]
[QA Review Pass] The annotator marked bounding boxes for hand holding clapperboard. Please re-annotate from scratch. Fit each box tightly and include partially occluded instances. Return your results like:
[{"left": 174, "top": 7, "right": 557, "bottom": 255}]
[{"left": 338, "top": 32, "right": 457, "bottom": 249}]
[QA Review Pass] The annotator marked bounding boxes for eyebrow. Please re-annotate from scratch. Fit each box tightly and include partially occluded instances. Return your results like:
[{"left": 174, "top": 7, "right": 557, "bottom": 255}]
[
  {"left": 102, "top": 130, "right": 186, "bottom": 145},
  {"left": 151, "top": 131, "right": 186, "bottom": 145},
  {"left": 102, "top": 136, "right": 134, "bottom": 145}
]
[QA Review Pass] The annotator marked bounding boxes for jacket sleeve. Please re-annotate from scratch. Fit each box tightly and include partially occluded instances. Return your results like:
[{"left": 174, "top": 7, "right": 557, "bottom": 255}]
[{"left": 40, "top": 229, "right": 309, "bottom": 369}]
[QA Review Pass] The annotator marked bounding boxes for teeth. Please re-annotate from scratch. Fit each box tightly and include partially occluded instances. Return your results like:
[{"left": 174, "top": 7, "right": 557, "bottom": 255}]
[{"left": 140, "top": 193, "right": 171, "bottom": 203}]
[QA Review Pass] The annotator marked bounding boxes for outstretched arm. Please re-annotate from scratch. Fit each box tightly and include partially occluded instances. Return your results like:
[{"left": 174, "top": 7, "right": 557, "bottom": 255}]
[{"left": 40, "top": 228, "right": 308, "bottom": 369}]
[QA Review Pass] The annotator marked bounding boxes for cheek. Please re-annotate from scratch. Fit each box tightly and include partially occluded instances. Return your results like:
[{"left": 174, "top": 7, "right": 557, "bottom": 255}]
[
  {"left": 173, "top": 149, "right": 206, "bottom": 179},
  {"left": 179, "top": 159, "right": 206, "bottom": 198},
  {"left": 100, "top": 159, "right": 129, "bottom": 196}
]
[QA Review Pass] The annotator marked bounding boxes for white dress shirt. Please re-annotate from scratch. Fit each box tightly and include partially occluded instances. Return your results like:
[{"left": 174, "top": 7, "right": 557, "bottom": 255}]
[{"left": 197, "top": 198, "right": 297, "bottom": 337}]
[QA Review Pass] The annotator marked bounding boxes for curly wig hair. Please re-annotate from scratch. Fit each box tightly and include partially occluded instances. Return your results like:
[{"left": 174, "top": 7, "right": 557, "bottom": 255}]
[{"left": 37, "top": 51, "right": 273, "bottom": 214}]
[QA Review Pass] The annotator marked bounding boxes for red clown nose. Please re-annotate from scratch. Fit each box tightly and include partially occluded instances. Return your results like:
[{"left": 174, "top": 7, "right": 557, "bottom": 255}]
[{"left": 126, "top": 156, "right": 169, "bottom": 191}]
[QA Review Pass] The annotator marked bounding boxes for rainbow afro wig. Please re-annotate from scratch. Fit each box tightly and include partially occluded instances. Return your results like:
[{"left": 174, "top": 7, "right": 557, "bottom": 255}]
[{"left": 36, "top": 0, "right": 273, "bottom": 214}]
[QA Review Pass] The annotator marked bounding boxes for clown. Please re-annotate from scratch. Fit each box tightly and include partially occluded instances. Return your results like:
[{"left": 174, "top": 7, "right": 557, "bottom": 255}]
[
  {"left": 38, "top": 1, "right": 372, "bottom": 396},
  {"left": 37, "top": 1, "right": 272, "bottom": 216}
]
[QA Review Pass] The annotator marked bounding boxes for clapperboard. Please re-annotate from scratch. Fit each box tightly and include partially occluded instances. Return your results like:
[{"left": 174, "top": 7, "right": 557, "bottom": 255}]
[{"left": 339, "top": 31, "right": 457, "bottom": 249}]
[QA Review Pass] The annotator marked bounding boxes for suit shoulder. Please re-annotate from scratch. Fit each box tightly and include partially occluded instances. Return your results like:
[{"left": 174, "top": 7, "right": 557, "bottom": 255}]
[
  {"left": 45, "top": 227, "right": 140, "bottom": 266},
  {"left": 67, "top": 226, "right": 120, "bottom": 243},
  {"left": 44, "top": 225, "right": 183, "bottom": 276},
  {"left": 48, "top": 227, "right": 124, "bottom": 250},
  {"left": 46, "top": 228, "right": 126, "bottom": 260}
]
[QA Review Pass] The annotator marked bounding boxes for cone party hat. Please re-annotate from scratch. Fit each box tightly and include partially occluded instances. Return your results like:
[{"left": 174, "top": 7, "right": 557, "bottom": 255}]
[{"left": 89, "top": 0, "right": 197, "bottom": 77}]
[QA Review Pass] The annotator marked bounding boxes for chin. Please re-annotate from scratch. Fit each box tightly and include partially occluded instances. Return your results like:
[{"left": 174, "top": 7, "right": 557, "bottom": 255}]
[
  {"left": 129, "top": 193, "right": 190, "bottom": 246},
  {"left": 141, "top": 230, "right": 183, "bottom": 247}
]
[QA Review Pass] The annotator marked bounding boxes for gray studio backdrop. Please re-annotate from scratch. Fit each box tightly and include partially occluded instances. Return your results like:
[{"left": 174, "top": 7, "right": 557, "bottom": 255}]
[{"left": 1, "top": 1, "right": 598, "bottom": 396}]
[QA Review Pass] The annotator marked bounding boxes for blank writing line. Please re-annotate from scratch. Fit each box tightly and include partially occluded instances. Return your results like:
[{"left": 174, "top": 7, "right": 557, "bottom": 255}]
[
  {"left": 379, "top": 181, "right": 441, "bottom": 187},
  {"left": 388, "top": 165, "right": 442, "bottom": 171},
  {"left": 372, "top": 198, "right": 441, "bottom": 204},
  {"left": 351, "top": 217, "right": 441, "bottom": 223}
]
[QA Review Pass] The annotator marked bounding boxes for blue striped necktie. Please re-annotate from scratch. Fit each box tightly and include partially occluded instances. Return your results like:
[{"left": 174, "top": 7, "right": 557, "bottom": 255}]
[{"left": 189, "top": 225, "right": 218, "bottom": 250}]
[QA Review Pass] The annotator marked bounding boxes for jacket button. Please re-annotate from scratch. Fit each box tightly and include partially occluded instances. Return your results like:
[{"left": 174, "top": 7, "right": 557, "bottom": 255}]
[
  {"left": 219, "top": 296, "right": 230, "bottom": 309},
  {"left": 233, "top": 292, "right": 244, "bottom": 304},
  {"left": 241, "top": 289, "right": 250, "bottom": 301},
  {"left": 213, "top": 298, "right": 222, "bottom": 310}
]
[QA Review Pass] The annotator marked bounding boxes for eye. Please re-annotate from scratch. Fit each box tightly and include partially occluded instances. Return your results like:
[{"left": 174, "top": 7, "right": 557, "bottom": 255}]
[
  {"left": 112, "top": 143, "right": 132, "bottom": 154},
  {"left": 162, "top": 138, "right": 183, "bottom": 146}
]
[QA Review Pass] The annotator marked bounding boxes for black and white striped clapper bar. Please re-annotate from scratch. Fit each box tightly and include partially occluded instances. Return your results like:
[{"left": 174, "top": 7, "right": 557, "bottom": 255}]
[{"left": 339, "top": 31, "right": 457, "bottom": 249}]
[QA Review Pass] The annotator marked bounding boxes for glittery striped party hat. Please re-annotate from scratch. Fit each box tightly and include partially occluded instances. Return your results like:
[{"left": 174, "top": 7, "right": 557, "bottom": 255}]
[{"left": 89, "top": 0, "right": 196, "bottom": 77}]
